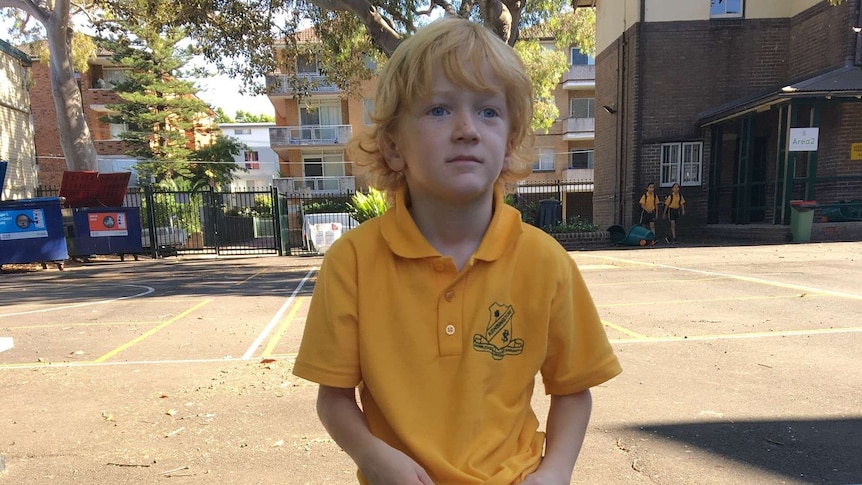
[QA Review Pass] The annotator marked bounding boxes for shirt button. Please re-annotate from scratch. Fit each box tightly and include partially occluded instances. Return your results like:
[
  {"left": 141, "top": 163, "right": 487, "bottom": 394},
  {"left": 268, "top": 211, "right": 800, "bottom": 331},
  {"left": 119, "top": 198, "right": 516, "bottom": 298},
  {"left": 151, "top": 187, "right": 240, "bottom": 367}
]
[
  {"left": 444, "top": 291, "right": 455, "bottom": 302},
  {"left": 445, "top": 324, "right": 456, "bottom": 335},
  {"left": 434, "top": 263, "right": 445, "bottom": 272}
]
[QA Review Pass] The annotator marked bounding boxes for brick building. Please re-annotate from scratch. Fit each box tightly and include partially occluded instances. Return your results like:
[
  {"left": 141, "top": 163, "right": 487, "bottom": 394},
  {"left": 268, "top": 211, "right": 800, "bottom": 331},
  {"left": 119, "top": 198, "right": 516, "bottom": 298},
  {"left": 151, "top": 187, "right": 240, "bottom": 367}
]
[
  {"left": 0, "top": 39, "right": 36, "bottom": 199},
  {"left": 26, "top": 46, "right": 217, "bottom": 188},
  {"left": 582, "top": 0, "right": 862, "bottom": 241}
]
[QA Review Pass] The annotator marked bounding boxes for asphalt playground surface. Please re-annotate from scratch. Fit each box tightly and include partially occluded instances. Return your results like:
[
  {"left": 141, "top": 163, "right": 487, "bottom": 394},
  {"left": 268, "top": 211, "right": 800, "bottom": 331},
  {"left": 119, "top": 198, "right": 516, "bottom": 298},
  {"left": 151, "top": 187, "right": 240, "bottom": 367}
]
[{"left": 1, "top": 241, "right": 861, "bottom": 484}]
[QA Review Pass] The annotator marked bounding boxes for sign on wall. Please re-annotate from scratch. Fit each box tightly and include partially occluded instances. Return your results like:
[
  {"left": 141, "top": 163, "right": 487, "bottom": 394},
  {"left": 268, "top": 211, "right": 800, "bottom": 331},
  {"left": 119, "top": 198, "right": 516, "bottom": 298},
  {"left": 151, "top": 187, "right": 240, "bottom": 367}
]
[
  {"left": 788, "top": 128, "right": 819, "bottom": 152},
  {"left": 851, "top": 143, "right": 862, "bottom": 161}
]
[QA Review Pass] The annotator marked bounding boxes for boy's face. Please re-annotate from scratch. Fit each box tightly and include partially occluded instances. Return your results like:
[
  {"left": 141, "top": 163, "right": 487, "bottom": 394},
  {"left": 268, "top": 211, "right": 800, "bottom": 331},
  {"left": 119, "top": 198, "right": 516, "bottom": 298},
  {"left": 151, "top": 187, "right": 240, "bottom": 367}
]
[
  {"left": 647, "top": 184, "right": 655, "bottom": 192},
  {"left": 385, "top": 62, "right": 510, "bottom": 204}
]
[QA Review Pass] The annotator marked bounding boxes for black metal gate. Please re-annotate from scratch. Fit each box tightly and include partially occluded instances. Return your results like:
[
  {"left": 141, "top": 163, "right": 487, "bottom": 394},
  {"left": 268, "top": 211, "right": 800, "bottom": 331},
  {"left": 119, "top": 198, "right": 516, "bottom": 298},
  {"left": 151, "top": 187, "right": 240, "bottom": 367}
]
[{"left": 136, "top": 186, "right": 281, "bottom": 257}]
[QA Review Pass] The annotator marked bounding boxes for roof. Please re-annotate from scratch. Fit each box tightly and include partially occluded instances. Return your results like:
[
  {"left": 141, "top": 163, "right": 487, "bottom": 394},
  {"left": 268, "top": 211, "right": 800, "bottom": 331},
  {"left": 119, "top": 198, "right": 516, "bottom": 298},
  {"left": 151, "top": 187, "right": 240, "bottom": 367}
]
[
  {"left": 0, "top": 38, "right": 32, "bottom": 65},
  {"left": 699, "top": 64, "right": 862, "bottom": 126}
]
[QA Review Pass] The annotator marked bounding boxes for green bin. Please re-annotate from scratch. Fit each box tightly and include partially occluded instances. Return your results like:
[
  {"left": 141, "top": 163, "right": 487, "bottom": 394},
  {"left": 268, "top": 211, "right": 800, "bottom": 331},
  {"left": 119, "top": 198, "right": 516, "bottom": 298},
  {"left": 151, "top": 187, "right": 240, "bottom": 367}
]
[{"left": 789, "top": 200, "right": 816, "bottom": 243}]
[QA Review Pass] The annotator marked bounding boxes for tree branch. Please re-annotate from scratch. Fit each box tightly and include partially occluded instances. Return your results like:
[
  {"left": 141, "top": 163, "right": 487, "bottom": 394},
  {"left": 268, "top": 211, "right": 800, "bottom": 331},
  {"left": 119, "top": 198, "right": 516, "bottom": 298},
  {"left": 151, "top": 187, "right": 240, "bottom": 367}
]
[
  {"left": 307, "top": 0, "right": 404, "bottom": 56},
  {"left": 0, "top": 0, "right": 49, "bottom": 23}
]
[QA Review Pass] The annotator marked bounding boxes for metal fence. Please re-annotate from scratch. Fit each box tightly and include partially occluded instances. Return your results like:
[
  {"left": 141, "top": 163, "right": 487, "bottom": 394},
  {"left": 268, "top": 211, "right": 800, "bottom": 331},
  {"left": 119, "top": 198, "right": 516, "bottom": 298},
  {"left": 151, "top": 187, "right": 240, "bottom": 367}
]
[{"left": 37, "top": 178, "right": 594, "bottom": 257}]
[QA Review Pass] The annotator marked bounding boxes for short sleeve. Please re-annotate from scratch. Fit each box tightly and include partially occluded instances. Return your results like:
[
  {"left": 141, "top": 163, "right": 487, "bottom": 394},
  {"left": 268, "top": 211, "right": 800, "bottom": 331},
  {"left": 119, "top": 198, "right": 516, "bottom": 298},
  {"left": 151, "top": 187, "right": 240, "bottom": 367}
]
[
  {"left": 541, "top": 257, "right": 622, "bottom": 396},
  {"left": 292, "top": 241, "right": 363, "bottom": 388}
]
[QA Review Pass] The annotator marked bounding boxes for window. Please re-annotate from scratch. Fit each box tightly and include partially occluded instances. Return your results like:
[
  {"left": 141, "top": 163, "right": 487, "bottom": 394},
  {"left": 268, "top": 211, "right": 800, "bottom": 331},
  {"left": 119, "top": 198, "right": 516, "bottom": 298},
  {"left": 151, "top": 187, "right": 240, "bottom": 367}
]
[
  {"left": 244, "top": 150, "right": 259, "bottom": 162},
  {"left": 363, "top": 99, "right": 375, "bottom": 125},
  {"left": 570, "top": 98, "right": 595, "bottom": 119},
  {"left": 533, "top": 148, "right": 555, "bottom": 171},
  {"left": 102, "top": 68, "right": 129, "bottom": 88},
  {"left": 234, "top": 128, "right": 252, "bottom": 135},
  {"left": 296, "top": 54, "right": 319, "bottom": 75},
  {"left": 570, "top": 149, "right": 594, "bottom": 169},
  {"left": 660, "top": 142, "right": 702, "bottom": 187},
  {"left": 710, "top": 0, "right": 743, "bottom": 18},
  {"left": 109, "top": 123, "right": 127, "bottom": 140},
  {"left": 570, "top": 47, "right": 595, "bottom": 66},
  {"left": 245, "top": 162, "right": 260, "bottom": 170}
]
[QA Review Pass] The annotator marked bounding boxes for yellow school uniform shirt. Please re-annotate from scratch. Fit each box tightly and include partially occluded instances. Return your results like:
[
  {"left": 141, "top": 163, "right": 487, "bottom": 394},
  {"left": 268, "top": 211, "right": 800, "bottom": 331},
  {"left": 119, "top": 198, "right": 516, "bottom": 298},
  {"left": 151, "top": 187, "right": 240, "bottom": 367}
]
[
  {"left": 293, "top": 186, "right": 621, "bottom": 485},
  {"left": 664, "top": 193, "right": 685, "bottom": 209},
  {"left": 639, "top": 192, "right": 659, "bottom": 212}
]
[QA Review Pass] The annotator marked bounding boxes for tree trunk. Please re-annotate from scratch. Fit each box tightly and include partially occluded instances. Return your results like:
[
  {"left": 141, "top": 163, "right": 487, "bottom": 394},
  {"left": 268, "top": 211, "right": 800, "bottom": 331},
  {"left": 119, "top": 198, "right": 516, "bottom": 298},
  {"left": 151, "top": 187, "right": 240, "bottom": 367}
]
[{"left": 43, "top": 2, "right": 99, "bottom": 172}]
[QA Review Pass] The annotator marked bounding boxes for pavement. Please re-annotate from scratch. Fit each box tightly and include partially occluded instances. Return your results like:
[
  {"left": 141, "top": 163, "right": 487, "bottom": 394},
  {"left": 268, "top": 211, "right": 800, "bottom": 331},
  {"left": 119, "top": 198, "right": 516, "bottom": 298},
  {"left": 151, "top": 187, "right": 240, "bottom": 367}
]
[{"left": 1, "top": 241, "right": 860, "bottom": 484}]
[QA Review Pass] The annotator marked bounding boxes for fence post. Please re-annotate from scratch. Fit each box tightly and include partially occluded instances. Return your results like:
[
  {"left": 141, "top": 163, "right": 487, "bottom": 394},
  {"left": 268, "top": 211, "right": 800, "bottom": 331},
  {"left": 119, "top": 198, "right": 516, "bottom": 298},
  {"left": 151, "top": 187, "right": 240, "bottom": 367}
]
[
  {"left": 144, "top": 185, "right": 158, "bottom": 259},
  {"left": 271, "top": 186, "right": 283, "bottom": 256}
]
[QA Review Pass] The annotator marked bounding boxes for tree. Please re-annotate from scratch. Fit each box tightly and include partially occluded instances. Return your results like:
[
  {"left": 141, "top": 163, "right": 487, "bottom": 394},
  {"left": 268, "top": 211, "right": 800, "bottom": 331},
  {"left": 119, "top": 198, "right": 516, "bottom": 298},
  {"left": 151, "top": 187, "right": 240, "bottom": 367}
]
[
  {"left": 234, "top": 110, "right": 274, "bottom": 123},
  {"left": 1, "top": 0, "right": 100, "bottom": 171},
  {"left": 96, "top": 20, "right": 239, "bottom": 188},
  {"left": 99, "top": 0, "right": 594, "bottom": 130}
]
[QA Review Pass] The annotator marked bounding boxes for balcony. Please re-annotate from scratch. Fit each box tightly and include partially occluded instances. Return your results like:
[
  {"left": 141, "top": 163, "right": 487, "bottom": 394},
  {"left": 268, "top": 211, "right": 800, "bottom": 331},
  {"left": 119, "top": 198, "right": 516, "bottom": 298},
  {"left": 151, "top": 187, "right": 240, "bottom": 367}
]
[
  {"left": 265, "top": 74, "right": 341, "bottom": 96},
  {"left": 563, "top": 117, "right": 595, "bottom": 141},
  {"left": 270, "top": 125, "right": 352, "bottom": 148},
  {"left": 272, "top": 176, "right": 356, "bottom": 195},
  {"left": 562, "top": 65, "right": 596, "bottom": 90}
]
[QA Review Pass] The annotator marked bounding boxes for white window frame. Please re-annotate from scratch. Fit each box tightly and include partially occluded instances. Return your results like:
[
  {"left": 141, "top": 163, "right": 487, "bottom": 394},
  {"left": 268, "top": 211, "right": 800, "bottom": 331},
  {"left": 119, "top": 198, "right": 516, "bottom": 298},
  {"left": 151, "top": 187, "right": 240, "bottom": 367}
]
[
  {"left": 296, "top": 54, "right": 319, "bottom": 75},
  {"left": 570, "top": 98, "right": 595, "bottom": 119},
  {"left": 570, "top": 47, "right": 595, "bottom": 66},
  {"left": 533, "top": 148, "right": 555, "bottom": 172},
  {"left": 244, "top": 150, "right": 259, "bottom": 162},
  {"left": 570, "top": 149, "right": 594, "bottom": 169},
  {"left": 660, "top": 142, "right": 702, "bottom": 187},
  {"left": 710, "top": 0, "right": 743, "bottom": 19},
  {"left": 233, "top": 128, "right": 252, "bottom": 135},
  {"left": 109, "top": 123, "right": 128, "bottom": 140},
  {"left": 102, "top": 68, "right": 130, "bottom": 88}
]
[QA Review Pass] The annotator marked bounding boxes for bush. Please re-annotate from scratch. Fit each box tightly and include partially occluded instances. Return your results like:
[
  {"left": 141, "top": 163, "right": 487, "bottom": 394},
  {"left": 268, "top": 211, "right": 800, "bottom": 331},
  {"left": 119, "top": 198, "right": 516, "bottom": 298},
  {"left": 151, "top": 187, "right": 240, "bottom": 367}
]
[
  {"left": 349, "top": 188, "right": 390, "bottom": 223},
  {"left": 545, "top": 216, "right": 599, "bottom": 233}
]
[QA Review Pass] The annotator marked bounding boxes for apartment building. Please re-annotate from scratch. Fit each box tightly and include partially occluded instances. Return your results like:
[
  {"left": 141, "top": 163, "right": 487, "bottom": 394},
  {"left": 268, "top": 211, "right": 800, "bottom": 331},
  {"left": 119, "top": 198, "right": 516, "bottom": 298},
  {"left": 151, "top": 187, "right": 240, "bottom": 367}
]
[
  {"left": 219, "top": 122, "right": 280, "bottom": 190},
  {"left": 0, "top": 39, "right": 37, "bottom": 199},
  {"left": 266, "top": 28, "right": 596, "bottom": 201},
  {"left": 582, "top": 0, "right": 862, "bottom": 240},
  {"left": 26, "top": 45, "right": 217, "bottom": 188}
]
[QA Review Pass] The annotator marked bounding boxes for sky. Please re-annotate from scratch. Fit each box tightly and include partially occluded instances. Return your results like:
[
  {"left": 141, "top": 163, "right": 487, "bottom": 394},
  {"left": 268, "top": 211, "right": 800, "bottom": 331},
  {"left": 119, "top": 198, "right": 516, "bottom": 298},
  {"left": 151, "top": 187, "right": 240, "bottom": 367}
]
[{"left": 193, "top": 73, "right": 275, "bottom": 119}]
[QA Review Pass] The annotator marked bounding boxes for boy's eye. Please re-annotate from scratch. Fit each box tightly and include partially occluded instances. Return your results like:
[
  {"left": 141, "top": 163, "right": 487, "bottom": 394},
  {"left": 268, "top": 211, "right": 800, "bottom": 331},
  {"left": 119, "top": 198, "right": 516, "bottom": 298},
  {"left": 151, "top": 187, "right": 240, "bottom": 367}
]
[
  {"left": 429, "top": 106, "right": 448, "bottom": 116},
  {"left": 480, "top": 108, "right": 499, "bottom": 118}
]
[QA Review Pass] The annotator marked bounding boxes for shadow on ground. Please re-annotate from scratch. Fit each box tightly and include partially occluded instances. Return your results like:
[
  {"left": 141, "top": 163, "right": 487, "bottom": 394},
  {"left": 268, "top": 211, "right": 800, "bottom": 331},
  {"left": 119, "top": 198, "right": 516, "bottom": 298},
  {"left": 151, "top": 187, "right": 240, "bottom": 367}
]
[{"left": 632, "top": 417, "right": 862, "bottom": 484}]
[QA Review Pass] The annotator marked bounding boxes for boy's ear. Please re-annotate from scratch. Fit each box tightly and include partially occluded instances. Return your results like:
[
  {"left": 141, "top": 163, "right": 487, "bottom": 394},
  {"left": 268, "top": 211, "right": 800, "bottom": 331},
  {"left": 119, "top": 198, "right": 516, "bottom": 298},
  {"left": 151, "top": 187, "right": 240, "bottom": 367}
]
[{"left": 381, "top": 133, "right": 406, "bottom": 172}]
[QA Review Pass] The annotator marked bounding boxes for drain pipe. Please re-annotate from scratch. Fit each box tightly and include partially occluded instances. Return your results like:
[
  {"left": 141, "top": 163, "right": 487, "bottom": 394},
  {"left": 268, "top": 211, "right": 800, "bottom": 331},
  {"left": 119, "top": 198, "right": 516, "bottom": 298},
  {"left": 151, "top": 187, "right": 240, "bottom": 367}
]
[
  {"left": 855, "top": 0, "right": 862, "bottom": 66},
  {"left": 634, "top": 0, "right": 646, "bottom": 209}
]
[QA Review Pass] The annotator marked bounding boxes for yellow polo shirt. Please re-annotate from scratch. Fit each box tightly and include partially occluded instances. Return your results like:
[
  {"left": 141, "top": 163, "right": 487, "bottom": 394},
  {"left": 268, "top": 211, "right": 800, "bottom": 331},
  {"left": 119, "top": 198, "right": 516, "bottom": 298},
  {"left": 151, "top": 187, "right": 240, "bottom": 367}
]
[{"left": 293, "top": 187, "right": 621, "bottom": 485}]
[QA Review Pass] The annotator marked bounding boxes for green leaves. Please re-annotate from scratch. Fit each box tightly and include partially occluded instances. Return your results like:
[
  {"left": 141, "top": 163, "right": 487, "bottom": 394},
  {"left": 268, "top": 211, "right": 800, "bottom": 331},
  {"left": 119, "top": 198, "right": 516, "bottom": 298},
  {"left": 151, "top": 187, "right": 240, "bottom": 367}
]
[{"left": 348, "top": 187, "right": 390, "bottom": 223}]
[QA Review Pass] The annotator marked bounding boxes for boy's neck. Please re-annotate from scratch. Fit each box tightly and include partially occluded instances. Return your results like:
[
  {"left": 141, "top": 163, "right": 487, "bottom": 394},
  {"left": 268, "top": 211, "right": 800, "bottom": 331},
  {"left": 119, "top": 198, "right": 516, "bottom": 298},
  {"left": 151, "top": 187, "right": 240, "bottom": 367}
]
[{"left": 407, "top": 189, "right": 495, "bottom": 270}]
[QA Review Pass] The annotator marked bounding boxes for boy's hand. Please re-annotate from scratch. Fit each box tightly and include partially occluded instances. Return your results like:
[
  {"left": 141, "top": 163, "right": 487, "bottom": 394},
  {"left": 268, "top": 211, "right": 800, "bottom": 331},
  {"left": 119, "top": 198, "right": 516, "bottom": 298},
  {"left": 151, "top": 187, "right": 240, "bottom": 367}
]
[
  {"left": 521, "top": 469, "right": 567, "bottom": 485},
  {"left": 359, "top": 444, "right": 434, "bottom": 485}
]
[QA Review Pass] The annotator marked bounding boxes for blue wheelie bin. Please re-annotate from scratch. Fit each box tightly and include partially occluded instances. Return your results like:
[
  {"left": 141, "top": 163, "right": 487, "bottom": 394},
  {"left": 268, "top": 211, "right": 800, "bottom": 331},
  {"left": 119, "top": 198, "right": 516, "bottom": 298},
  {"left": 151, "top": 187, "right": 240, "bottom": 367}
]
[{"left": 0, "top": 161, "right": 69, "bottom": 269}]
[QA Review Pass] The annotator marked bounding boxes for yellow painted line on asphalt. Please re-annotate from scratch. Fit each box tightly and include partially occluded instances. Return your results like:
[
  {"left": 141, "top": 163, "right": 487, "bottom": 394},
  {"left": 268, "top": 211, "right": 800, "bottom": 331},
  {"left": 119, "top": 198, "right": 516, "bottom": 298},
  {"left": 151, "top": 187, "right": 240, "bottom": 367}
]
[
  {"left": 1, "top": 320, "right": 180, "bottom": 330},
  {"left": 588, "top": 254, "right": 862, "bottom": 300},
  {"left": 93, "top": 299, "right": 212, "bottom": 363},
  {"left": 589, "top": 276, "right": 732, "bottom": 287},
  {"left": 235, "top": 268, "right": 268, "bottom": 286},
  {"left": 261, "top": 296, "right": 308, "bottom": 357},
  {"left": 577, "top": 264, "right": 619, "bottom": 270},
  {"left": 596, "top": 292, "right": 823, "bottom": 308},
  {"left": 601, "top": 320, "right": 647, "bottom": 339},
  {"left": 610, "top": 325, "right": 862, "bottom": 344}
]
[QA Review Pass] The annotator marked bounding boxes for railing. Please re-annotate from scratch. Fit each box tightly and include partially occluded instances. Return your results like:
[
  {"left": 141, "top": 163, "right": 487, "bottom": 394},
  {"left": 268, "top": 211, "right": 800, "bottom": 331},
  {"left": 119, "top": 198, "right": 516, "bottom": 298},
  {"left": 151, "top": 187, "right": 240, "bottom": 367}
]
[
  {"left": 265, "top": 74, "right": 341, "bottom": 95},
  {"left": 269, "top": 125, "right": 352, "bottom": 147},
  {"left": 272, "top": 176, "right": 356, "bottom": 195},
  {"left": 564, "top": 117, "right": 595, "bottom": 139},
  {"left": 562, "top": 65, "right": 596, "bottom": 88}
]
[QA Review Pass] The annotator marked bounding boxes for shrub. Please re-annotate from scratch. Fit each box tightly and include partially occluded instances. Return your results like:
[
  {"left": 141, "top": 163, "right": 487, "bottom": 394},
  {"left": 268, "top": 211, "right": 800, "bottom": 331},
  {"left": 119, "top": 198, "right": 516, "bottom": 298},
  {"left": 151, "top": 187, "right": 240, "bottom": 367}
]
[
  {"left": 349, "top": 188, "right": 390, "bottom": 223},
  {"left": 546, "top": 216, "right": 599, "bottom": 233}
]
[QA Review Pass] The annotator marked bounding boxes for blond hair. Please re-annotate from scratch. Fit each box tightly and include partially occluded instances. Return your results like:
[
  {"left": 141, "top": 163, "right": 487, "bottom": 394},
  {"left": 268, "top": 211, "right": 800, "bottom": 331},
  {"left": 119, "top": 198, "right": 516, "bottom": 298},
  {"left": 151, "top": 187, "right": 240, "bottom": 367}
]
[{"left": 348, "top": 17, "right": 534, "bottom": 193}]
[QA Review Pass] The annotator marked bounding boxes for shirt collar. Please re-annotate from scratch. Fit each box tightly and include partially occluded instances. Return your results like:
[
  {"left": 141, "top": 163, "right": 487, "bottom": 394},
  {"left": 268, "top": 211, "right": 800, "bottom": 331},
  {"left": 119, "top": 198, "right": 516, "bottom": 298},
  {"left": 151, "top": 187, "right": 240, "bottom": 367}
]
[{"left": 379, "top": 185, "right": 523, "bottom": 262}]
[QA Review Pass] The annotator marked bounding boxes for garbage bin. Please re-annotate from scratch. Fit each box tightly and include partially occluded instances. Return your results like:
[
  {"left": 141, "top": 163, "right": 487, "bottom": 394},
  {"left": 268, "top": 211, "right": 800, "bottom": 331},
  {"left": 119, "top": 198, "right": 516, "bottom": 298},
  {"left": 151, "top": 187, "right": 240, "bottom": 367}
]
[
  {"left": 789, "top": 200, "right": 817, "bottom": 243},
  {"left": 537, "top": 199, "right": 562, "bottom": 229}
]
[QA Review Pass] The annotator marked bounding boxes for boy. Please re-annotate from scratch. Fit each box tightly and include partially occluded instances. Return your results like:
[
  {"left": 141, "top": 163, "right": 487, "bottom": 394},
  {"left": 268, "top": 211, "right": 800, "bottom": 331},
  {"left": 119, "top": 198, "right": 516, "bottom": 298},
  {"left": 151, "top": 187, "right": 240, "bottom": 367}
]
[
  {"left": 293, "top": 17, "right": 621, "bottom": 484},
  {"left": 663, "top": 182, "right": 686, "bottom": 244},
  {"left": 639, "top": 182, "right": 659, "bottom": 237}
]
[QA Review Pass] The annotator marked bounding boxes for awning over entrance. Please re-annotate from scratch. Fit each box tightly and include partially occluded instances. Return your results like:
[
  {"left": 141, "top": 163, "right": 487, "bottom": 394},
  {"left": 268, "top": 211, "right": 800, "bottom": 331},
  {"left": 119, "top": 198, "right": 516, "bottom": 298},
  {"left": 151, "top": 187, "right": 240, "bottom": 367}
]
[{"left": 698, "top": 64, "right": 862, "bottom": 127}]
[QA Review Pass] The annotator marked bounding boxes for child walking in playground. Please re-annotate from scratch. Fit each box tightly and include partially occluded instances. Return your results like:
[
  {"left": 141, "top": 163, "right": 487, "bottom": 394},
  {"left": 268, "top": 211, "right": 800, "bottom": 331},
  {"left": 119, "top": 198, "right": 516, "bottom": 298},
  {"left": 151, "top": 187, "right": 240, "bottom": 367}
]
[
  {"left": 639, "top": 182, "right": 660, "bottom": 237},
  {"left": 663, "top": 183, "right": 686, "bottom": 244},
  {"left": 293, "top": 17, "right": 621, "bottom": 485}
]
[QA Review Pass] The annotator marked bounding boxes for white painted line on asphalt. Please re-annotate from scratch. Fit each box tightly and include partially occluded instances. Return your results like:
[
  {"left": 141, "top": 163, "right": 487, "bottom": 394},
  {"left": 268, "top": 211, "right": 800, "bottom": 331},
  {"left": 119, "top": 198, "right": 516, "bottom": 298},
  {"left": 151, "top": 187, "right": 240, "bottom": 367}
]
[
  {"left": 0, "top": 337, "right": 12, "bottom": 353},
  {"left": 242, "top": 267, "right": 316, "bottom": 360},
  {"left": 0, "top": 285, "right": 156, "bottom": 318},
  {"left": 587, "top": 254, "right": 862, "bottom": 300},
  {"left": 610, "top": 326, "right": 862, "bottom": 344},
  {"left": 0, "top": 356, "right": 280, "bottom": 370}
]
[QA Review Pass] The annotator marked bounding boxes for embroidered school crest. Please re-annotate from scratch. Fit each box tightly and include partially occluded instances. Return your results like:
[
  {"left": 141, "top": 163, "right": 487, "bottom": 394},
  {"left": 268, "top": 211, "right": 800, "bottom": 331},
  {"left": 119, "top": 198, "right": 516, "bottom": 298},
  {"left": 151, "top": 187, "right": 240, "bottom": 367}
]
[{"left": 473, "top": 302, "right": 524, "bottom": 360}]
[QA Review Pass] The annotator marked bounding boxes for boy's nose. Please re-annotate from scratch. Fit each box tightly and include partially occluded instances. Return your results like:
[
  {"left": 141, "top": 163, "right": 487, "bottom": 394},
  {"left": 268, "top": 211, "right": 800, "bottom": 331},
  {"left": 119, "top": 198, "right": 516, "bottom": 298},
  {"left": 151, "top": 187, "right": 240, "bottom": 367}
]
[{"left": 452, "top": 113, "right": 479, "bottom": 142}]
